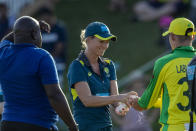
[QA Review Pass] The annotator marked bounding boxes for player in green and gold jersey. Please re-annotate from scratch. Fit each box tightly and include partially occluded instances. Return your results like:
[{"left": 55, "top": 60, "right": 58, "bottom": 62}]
[{"left": 131, "top": 17, "right": 196, "bottom": 131}]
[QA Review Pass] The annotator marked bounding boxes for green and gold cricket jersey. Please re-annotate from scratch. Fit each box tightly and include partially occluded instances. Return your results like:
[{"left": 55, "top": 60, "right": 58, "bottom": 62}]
[{"left": 138, "top": 46, "right": 196, "bottom": 126}]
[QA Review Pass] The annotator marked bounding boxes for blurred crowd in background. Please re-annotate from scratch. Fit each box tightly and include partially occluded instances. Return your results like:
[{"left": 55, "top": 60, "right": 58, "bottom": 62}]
[
  {"left": 109, "top": 0, "right": 196, "bottom": 49},
  {"left": 0, "top": 0, "right": 196, "bottom": 130}
]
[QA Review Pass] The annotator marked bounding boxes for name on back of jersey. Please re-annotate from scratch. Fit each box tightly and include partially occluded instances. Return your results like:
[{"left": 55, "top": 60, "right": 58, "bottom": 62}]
[{"left": 176, "top": 64, "right": 187, "bottom": 73}]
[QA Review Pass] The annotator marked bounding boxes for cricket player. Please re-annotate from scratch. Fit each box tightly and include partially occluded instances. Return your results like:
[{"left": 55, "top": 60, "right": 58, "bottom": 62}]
[{"left": 131, "top": 17, "right": 196, "bottom": 131}]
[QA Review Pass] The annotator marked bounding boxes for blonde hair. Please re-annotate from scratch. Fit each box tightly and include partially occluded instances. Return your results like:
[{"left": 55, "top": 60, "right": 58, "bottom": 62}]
[{"left": 80, "top": 29, "right": 87, "bottom": 49}]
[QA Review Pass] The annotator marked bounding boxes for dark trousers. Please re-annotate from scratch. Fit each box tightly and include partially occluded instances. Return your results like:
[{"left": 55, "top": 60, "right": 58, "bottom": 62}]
[
  {"left": 1, "top": 121, "right": 57, "bottom": 131},
  {"left": 80, "top": 126, "right": 113, "bottom": 131}
]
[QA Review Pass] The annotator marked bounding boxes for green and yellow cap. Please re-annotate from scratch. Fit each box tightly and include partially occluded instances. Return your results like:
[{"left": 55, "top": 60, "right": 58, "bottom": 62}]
[
  {"left": 85, "top": 22, "right": 117, "bottom": 41},
  {"left": 162, "top": 17, "right": 196, "bottom": 37}
]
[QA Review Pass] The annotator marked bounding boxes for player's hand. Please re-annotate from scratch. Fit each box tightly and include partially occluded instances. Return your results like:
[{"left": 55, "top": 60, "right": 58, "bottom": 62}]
[
  {"left": 39, "top": 20, "right": 50, "bottom": 33},
  {"left": 117, "top": 91, "right": 138, "bottom": 108},
  {"left": 129, "top": 91, "right": 138, "bottom": 96},
  {"left": 129, "top": 95, "right": 140, "bottom": 107}
]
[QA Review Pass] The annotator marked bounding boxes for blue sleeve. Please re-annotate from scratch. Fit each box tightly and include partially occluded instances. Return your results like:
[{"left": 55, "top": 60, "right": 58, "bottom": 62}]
[
  {"left": 67, "top": 60, "right": 87, "bottom": 89},
  {"left": 0, "top": 40, "right": 13, "bottom": 48},
  {"left": 38, "top": 53, "right": 59, "bottom": 85},
  {"left": 109, "top": 60, "right": 117, "bottom": 80}
]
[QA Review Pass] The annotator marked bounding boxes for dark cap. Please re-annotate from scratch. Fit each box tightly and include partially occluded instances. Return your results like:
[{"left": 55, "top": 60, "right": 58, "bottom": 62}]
[{"left": 85, "top": 22, "right": 117, "bottom": 41}]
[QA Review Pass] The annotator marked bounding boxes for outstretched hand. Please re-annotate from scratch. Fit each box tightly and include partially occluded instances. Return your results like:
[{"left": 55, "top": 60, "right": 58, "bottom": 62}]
[
  {"left": 39, "top": 20, "right": 51, "bottom": 33},
  {"left": 129, "top": 95, "right": 139, "bottom": 106},
  {"left": 115, "top": 91, "right": 138, "bottom": 116},
  {"left": 117, "top": 91, "right": 138, "bottom": 108},
  {"left": 129, "top": 95, "right": 144, "bottom": 111}
]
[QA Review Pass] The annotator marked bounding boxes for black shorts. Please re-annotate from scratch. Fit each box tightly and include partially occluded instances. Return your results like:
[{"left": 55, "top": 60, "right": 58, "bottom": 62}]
[{"left": 0, "top": 121, "right": 57, "bottom": 131}]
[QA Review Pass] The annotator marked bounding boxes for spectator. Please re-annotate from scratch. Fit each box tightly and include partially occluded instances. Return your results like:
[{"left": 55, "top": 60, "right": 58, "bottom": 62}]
[
  {"left": 189, "top": 0, "right": 196, "bottom": 25},
  {"left": 20, "top": 0, "right": 60, "bottom": 16},
  {"left": 36, "top": 7, "right": 68, "bottom": 87},
  {"left": 0, "top": 0, "right": 60, "bottom": 18},
  {"left": 189, "top": 0, "right": 196, "bottom": 46},
  {"left": 108, "top": 0, "right": 127, "bottom": 13},
  {"left": 132, "top": 0, "right": 189, "bottom": 22},
  {"left": 0, "top": 0, "right": 33, "bottom": 17},
  {"left": 0, "top": 3, "right": 12, "bottom": 40},
  {"left": 158, "top": 16, "right": 173, "bottom": 49}
]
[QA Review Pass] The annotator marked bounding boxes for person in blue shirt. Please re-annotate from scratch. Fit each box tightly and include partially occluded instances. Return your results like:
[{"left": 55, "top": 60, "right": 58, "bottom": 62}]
[
  {"left": 36, "top": 7, "right": 68, "bottom": 88},
  {"left": 0, "top": 16, "right": 78, "bottom": 131},
  {"left": 67, "top": 21, "right": 137, "bottom": 131}
]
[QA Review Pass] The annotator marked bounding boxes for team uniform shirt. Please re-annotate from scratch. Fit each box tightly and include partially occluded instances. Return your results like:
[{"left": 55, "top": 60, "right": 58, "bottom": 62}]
[
  {"left": 138, "top": 46, "right": 196, "bottom": 130},
  {"left": 67, "top": 51, "right": 117, "bottom": 130},
  {"left": 0, "top": 40, "right": 59, "bottom": 129}
]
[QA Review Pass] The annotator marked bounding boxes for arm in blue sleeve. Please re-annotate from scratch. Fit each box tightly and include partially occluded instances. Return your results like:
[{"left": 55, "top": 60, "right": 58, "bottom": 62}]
[{"left": 38, "top": 53, "right": 59, "bottom": 85}]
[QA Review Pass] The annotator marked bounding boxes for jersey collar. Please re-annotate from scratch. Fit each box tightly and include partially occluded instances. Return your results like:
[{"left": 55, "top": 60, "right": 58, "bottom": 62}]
[
  {"left": 174, "top": 46, "right": 195, "bottom": 52},
  {"left": 13, "top": 43, "right": 37, "bottom": 48},
  {"left": 77, "top": 50, "right": 108, "bottom": 67}
]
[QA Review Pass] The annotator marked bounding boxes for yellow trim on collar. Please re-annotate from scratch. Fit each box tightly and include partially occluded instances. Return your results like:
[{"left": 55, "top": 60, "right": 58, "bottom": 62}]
[
  {"left": 104, "top": 59, "right": 111, "bottom": 64},
  {"left": 79, "top": 60, "right": 84, "bottom": 66}
]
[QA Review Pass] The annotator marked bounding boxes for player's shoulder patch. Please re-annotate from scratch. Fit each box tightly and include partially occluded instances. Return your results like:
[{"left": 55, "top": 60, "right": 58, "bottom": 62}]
[{"left": 103, "top": 58, "right": 111, "bottom": 64}]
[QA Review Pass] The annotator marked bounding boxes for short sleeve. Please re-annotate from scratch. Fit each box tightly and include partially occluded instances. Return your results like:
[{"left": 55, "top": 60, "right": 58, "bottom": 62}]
[
  {"left": 38, "top": 53, "right": 59, "bottom": 85},
  {"left": 109, "top": 60, "right": 117, "bottom": 80},
  {"left": 67, "top": 60, "right": 87, "bottom": 89},
  {"left": 138, "top": 59, "right": 164, "bottom": 109}
]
